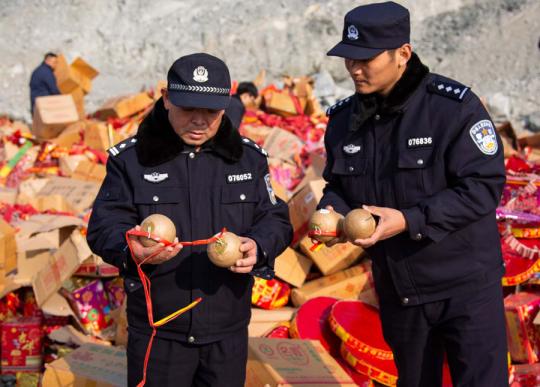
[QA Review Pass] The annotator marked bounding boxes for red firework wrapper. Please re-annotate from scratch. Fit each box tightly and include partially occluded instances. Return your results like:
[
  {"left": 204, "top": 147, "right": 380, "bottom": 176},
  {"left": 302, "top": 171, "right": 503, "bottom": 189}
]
[
  {"left": 0, "top": 317, "right": 44, "bottom": 373},
  {"left": 289, "top": 296, "right": 341, "bottom": 357},
  {"left": 504, "top": 292, "right": 540, "bottom": 363},
  {"left": 501, "top": 231, "right": 540, "bottom": 286},
  {"left": 511, "top": 363, "right": 540, "bottom": 387},
  {"left": 329, "top": 300, "right": 393, "bottom": 361},
  {"left": 252, "top": 277, "right": 291, "bottom": 310},
  {"left": 340, "top": 342, "right": 398, "bottom": 386},
  {"left": 61, "top": 278, "right": 114, "bottom": 338},
  {"left": 0, "top": 292, "right": 21, "bottom": 321},
  {"left": 264, "top": 322, "right": 291, "bottom": 339}
]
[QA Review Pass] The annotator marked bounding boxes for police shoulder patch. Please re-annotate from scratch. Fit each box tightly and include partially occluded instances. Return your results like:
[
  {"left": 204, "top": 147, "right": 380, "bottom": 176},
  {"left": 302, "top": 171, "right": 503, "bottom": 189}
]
[
  {"left": 108, "top": 136, "right": 137, "bottom": 157},
  {"left": 326, "top": 95, "right": 354, "bottom": 117},
  {"left": 427, "top": 75, "right": 469, "bottom": 102},
  {"left": 241, "top": 137, "right": 268, "bottom": 157},
  {"left": 469, "top": 119, "right": 498, "bottom": 155}
]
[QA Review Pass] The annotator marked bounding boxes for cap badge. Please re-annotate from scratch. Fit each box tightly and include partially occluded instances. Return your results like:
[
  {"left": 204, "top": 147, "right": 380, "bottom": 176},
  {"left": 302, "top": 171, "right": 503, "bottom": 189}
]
[
  {"left": 347, "top": 25, "right": 359, "bottom": 40},
  {"left": 193, "top": 66, "right": 209, "bottom": 83}
]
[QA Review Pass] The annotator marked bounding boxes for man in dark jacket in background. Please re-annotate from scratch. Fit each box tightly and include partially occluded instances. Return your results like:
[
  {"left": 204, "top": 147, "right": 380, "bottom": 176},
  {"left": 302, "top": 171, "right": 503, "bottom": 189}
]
[
  {"left": 29, "top": 52, "right": 60, "bottom": 113},
  {"left": 87, "top": 53, "right": 292, "bottom": 386},
  {"left": 320, "top": 2, "right": 508, "bottom": 386}
]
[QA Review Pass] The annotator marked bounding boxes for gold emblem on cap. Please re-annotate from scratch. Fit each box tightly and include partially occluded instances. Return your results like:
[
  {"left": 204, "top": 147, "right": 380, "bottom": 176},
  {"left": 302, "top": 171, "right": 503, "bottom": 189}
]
[{"left": 193, "top": 66, "right": 209, "bottom": 83}]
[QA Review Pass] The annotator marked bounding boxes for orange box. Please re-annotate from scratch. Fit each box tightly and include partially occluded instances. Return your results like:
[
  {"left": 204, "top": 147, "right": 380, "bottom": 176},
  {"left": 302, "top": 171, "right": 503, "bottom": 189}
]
[
  {"left": 299, "top": 236, "right": 363, "bottom": 275},
  {"left": 274, "top": 247, "right": 312, "bottom": 288},
  {"left": 32, "top": 95, "right": 79, "bottom": 139}
]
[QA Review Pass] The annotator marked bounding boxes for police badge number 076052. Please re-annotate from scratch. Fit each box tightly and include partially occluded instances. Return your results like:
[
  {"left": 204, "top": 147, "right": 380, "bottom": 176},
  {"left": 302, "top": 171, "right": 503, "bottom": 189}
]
[{"left": 469, "top": 120, "right": 498, "bottom": 156}]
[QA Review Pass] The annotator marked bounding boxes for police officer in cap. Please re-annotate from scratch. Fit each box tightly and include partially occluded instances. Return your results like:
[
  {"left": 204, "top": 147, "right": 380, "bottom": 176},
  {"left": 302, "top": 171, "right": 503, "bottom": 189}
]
[
  {"left": 87, "top": 53, "right": 292, "bottom": 386},
  {"left": 320, "top": 2, "right": 508, "bottom": 386}
]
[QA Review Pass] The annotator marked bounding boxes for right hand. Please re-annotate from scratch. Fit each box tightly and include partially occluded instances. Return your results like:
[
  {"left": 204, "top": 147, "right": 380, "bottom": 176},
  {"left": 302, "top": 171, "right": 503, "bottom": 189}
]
[
  {"left": 322, "top": 205, "right": 347, "bottom": 247},
  {"left": 128, "top": 225, "right": 183, "bottom": 265}
]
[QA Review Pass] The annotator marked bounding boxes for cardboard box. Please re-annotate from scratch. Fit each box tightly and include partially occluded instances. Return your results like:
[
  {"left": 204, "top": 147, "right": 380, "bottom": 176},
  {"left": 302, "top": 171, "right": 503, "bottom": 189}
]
[
  {"left": 69, "top": 87, "right": 85, "bottom": 119},
  {"left": 246, "top": 338, "right": 355, "bottom": 386},
  {"left": 95, "top": 92, "right": 154, "bottom": 119},
  {"left": 275, "top": 247, "right": 312, "bottom": 288},
  {"left": 33, "top": 231, "right": 93, "bottom": 306},
  {"left": 71, "top": 160, "right": 107, "bottom": 183},
  {"left": 299, "top": 237, "right": 363, "bottom": 276},
  {"left": 50, "top": 120, "right": 84, "bottom": 148},
  {"left": 263, "top": 127, "right": 305, "bottom": 161},
  {"left": 264, "top": 91, "right": 305, "bottom": 117},
  {"left": 0, "top": 219, "right": 17, "bottom": 279},
  {"left": 84, "top": 120, "right": 122, "bottom": 151},
  {"left": 42, "top": 344, "right": 127, "bottom": 387},
  {"left": 0, "top": 187, "right": 17, "bottom": 204},
  {"left": 271, "top": 177, "right": 289, "bottom": 202},
  {"left": 54, "top": 55, "right": 98, "bottom": 94},
  {"left": 291, "top": 262, "right": 372, "bottom": 307},
  {"left": 75, "top": 256, "right": 120, "bottom": 277},
  {"left": 14, "top": 250, "right": 52, "bottom": 287},
  {"left": 33, "top": 176, "right": 100, "bottom": 213},
  {"left": 288, "top": 179, "right": 326, "bottom": 245},
  {"left": 32, "top": 95, "right": 79, "bottom": 139},
  {"left": 14, "top": 214, "right": 83, "bottom": 253}
]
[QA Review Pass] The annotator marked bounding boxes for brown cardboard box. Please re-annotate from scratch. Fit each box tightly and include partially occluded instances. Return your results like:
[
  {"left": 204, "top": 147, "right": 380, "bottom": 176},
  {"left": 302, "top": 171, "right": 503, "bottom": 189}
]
[
  {"left": 69, "top": 87, "right": 85, "bottom": 119},
  {"left": 249, "top": 307, "right": 297, "bottom": 337},
  {"left": 299, "top": 237, "right": 363, "bottom": 276},
  {"left": 246, "top": 338, "right": 355, "bottom": 386},
  {"left": 271, "top": 177, "right": 289, "bottom": 202},
  {"left": 42, "top": 344, "right": 126, "bottom": 387},
  {"left": 58, "top": 154, "right": 88, "bottom": 176},
  {"left": 0, "top": 187, "right": 17, "bottom": 204},
  {"left": 34, "top": 177, "right": 100, "bottom": 213},
  {"left": 33, "top": 231, "right": 93, "bottom": 306},
  {"left": 95, "top": 92, "right": 154, "bottom": 119},
  {"left": 291, "top": 262, "right": 373, "bottom": 307},
  {"left": 71, "top": 160, "right": 107, "bottom": 183},
  {"left": 263, "top": 127, "right": 304, "bottom": 161},
  {"left": 83, "top": 120, "right": 121, "bottom": 151},
  {"left": 54, "top": 55, "right": 98, "bottom": 94},
  {"left": 0, "top": 219, "right": 17, "bottom": 279},
  {"left": 50, "top": 120, "right": 84, "bottom": 148},
  {"left": 274, "top": 247, "right": 312, "bottom": 287},
  {"left": 264, "top": 91, "right": 302, "bottom": 117},
  {"left": 287, "top": 179, "right": 326, "bottom": 245},
  {"left": 32, "top": 95, "right": 79, "bottom": 139}
]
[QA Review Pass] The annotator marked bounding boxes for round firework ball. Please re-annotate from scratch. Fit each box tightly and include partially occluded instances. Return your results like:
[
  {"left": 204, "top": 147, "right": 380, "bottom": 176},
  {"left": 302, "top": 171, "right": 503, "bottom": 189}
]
[
  {"left": 139, "top": 214, "right": 177, "bottom": 247},
  {"left": 207, "top": 232, "right": 243, "bottom": 268},
  {"left": 343, "top": 209, "right": 376, "bottom": 240},
  {"left": 309, "top": 209, "right": 343, "bottom": 243}
]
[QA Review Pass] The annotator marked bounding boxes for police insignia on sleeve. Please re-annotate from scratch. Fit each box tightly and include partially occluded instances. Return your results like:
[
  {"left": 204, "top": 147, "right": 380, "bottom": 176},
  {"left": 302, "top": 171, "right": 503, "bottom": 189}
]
[
  {"left": 469, "top": 120, "right": 498, "bottom": 155},
  {"left": 264, "top": 174, "right": 277, "bottom": 205}
]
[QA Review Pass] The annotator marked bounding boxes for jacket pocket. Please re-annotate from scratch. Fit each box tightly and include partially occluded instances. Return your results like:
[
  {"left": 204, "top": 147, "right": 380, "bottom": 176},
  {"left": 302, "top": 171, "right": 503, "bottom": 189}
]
[
  {"left": 331, "top": 157, "right": 368, "bottom": 205},
  {"left": 133, "top": 186, "right": 183, "bottom": 220},
  {"left": 396, "top": 148, "right": 434, "bottom": 206},
  {"left": 221, "top": 184, "right": 258, "bottom": 232}
]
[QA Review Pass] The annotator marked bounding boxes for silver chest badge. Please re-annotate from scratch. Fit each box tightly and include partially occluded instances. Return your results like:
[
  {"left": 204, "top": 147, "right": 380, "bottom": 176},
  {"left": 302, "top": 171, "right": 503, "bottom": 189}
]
[
  {"left": 347, "top": 25, "right": 359, "bottom": 40},
  {"left": 193, "top": 66, "right": 209, "bottom": 83},
  {"left": 143, "top": 172, "right": 169, "bottom": 183},
  {"left": 343, "top": 144, "right": 361, "bottom": 154}
]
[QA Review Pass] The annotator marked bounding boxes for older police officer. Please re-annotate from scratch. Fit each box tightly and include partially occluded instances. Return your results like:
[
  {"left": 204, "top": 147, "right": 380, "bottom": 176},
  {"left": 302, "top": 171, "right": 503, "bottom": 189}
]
[
  {"left": 320, "top": 2, "right": 508, "bottom": 386},
  {"left": 87, "top": 53, "right": 292, "bottom": 386}
]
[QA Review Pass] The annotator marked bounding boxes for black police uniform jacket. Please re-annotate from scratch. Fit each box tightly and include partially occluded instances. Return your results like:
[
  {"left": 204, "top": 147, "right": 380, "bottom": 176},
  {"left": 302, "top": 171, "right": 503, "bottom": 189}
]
[
  {"left": 87, "top": 98, "right": 292, "bottom": 342},
  {"left": 320, "top": 53, "right": 506, "bottom": 306}
]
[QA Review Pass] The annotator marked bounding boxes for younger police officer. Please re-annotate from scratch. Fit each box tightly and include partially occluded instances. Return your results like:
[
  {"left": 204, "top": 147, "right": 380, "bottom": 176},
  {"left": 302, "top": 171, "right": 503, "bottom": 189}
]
[
  {"left": 87, "top": 53, "right": 292, "bottom": 386},
  {"left": 320, "top": 2, "right": 508, "bottom": 386}
]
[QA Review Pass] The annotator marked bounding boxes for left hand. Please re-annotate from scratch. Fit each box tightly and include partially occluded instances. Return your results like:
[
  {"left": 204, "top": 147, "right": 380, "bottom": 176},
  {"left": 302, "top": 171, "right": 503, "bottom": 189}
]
[
  {"left": 229, "top": 237, "right": 258, "bottom": 274},
  {"left": 352, "top": 205, "right": 408, "bottom": 248}
]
